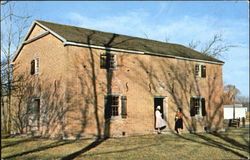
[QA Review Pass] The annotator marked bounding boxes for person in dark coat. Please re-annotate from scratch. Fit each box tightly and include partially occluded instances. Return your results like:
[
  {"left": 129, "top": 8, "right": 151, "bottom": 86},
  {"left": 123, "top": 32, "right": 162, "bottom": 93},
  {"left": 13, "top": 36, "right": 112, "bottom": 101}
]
[{"left": 175, "top": 108, "right": 183, "bottom": 134}]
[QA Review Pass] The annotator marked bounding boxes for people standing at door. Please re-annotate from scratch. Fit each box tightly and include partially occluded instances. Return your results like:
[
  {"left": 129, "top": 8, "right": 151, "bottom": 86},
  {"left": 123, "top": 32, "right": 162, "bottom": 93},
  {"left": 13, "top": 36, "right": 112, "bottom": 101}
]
[
  {"left": 175, "top": 108, "right": 183, "bottom": 134},
  {"left": 155, "top": 105, "right": 167, "bottom": 134}
]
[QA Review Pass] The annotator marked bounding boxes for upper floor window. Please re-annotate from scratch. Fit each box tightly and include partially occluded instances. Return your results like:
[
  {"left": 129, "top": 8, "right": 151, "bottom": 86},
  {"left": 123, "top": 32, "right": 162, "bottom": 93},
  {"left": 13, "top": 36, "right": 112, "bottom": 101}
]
[
  {"left": 195, "top": 64, "right": 206, "bottom": 78},
  {"left": 100, "top": 53, "right": 117, "bottom": 70},
  {"left": 31, "top": 58, "right": 39, "bottom": 75},
  {"left": 190, "top": 97, "right": 206, "bottom": 117}
]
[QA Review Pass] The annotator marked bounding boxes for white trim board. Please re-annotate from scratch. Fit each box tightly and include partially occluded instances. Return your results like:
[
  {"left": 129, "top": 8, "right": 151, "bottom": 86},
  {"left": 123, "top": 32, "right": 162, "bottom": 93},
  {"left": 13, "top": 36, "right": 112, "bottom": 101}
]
[{"left": 23, "top": 31, "right": 50, "bottom": 45}]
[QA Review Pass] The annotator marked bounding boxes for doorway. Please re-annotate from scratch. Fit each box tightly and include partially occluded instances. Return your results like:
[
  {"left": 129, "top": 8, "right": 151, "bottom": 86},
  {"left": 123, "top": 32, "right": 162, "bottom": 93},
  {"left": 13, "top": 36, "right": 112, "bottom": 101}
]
[
  {"left": 154, "top": 96, "right": 168, "bottom": 129},
  {"left": 154, "top": 97, "right": 164, "bottom": 119}
]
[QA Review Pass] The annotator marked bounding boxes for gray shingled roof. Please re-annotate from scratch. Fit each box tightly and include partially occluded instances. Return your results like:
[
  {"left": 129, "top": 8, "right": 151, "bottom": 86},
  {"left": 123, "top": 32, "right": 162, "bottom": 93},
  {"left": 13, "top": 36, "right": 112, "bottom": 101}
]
[{"left": 36, "top": 20, "right": 224, "bottom": 63}]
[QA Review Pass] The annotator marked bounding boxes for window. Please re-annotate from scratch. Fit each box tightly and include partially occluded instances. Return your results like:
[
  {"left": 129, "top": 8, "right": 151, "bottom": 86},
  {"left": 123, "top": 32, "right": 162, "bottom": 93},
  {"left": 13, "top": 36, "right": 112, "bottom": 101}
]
[
  {"left": 100, "top": 54, "right": 107, "bottom": 69},
  {"left": 31, "top": 58, "right": 39, "bottom": 75},
  {"left": 195, "top": 64, "right": 206, "bottom": 78},
  {"left": 104, "top": 95, "right": 127, "bottom": 119},
  {"left": 100, "top": 53, "right": 117, "bottom": 69},
  {"left": 111, "top": 96, "right": 119, "bottom": 116},
  {"left": 190, "top": 97, "right": 206, "bottom": 117}
]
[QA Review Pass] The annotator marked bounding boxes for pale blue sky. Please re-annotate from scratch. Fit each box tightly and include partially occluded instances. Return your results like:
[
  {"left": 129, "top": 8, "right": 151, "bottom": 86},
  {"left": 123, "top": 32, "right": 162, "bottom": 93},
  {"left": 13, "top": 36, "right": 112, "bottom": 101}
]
[{"left": 12, "top": 1, "right": 249, "bottom": 97}]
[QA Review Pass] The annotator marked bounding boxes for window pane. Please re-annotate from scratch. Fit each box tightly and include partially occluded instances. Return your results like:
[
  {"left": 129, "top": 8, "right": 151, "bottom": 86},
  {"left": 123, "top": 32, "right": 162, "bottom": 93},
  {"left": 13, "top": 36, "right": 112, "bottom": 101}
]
[
  {"left": 111, "top": 105, "right": 118, "bottom": 116},
  {"left": 110, "top": 95, "right": 119, "bottom": 116},
  {"left": 112, "top": 96, "right": 119, "bottom": 105}
]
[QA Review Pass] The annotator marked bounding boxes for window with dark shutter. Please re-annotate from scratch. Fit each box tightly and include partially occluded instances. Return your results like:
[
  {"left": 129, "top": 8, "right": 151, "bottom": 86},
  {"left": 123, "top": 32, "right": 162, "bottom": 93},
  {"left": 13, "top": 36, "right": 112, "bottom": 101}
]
[
  {"left": 195, "top": 64, "right": 200, "bottom": 77},
  {"left": 201, "top": 98, "right": 206, "bottom": 116},
  {"left": 31, "top": 60, "right": 35, "bottom": 75},
  {"left": 105, "top": 95, "right": 119, "bottom": 118},
  {"left": 201, "top": 65, "right": 206, "bottom": 78},
  {"left": 190, "top": 97, "right": 195, "bottom": 117},
  {"left": 100, "top": 54, "right": 107, "bottom": 69},
  {"left": 104, "top": 96, "right": 111, "bottom": 119},
  {"left": 121, "top": 96, "right": 127, "bottom": 118},
  {"left": 190, "top": 97, "right": 206, "bottom": 117}
]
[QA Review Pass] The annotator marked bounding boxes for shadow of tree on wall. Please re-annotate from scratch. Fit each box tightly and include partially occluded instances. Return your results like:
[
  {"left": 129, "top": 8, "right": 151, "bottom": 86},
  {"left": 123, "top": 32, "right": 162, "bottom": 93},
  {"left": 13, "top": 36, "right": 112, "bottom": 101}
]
[
  {"left": 60, "top": 31, "right": 135, "bottom": 159},
  {"left": 131, "top": 49, "right": 248, "bottom": 158},
  {"left": 132, "top": 51, "right": 224, "bottom": 131},
  {"left": 11, "top": 70, "right": 71, "bottom": 138}
]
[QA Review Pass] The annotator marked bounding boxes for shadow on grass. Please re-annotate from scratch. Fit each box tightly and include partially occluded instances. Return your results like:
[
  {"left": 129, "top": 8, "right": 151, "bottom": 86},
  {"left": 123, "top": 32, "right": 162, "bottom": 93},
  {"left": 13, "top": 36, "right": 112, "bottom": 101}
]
[
  {"left": 3, "top": 139, "right": 76, "bottom": 159},
  {"left": 212, "top": 132, "right": 249, "bottom": 152},
  {"left": 79, "top": 143, "right": 158, "bottom": 158},
  {"left": 175, "top": 132, "right": 248, "bottom": 159},
  {"left": 1, "top": 134, "right": 11, "bottom": 139},
  {"left": 61, "top": 138, "right": 106, "bottom": 160},
  {"left": 2, "top": 137, "right": 39, "bottom": 149}
]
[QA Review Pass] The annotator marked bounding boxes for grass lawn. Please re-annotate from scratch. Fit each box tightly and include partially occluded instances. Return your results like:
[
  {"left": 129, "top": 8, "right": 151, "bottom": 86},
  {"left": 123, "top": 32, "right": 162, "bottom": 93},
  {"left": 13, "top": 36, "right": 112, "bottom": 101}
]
[{"left": 1, "top": 128, "right": 249, "bottom": 160}]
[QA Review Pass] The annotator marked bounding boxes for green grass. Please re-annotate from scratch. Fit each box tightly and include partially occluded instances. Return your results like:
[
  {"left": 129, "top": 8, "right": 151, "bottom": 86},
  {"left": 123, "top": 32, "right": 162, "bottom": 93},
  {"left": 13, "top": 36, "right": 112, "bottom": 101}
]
[{"left": 1, "top": 128, "right": 249, "bottom": 160}]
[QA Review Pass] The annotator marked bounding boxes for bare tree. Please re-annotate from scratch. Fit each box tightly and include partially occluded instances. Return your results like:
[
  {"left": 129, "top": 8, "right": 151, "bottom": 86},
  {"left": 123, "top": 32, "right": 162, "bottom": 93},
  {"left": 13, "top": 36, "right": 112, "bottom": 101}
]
[
  {"left": 223, "top": 84, "right": 241, "bottom": 103},
  {"left": 188, "top": 33, "right": 236, "bottom": 58},
  {"left": 236, "top": 95, "right": 249, "bottom": 107},
  {"left": 1, "top": 1, "right": 31, "bottom": 134}
]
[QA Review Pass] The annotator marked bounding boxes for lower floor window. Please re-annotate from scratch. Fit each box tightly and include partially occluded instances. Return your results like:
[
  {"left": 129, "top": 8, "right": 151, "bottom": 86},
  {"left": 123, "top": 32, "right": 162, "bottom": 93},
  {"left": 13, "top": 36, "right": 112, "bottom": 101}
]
[
  {"left": 111, "top": 96, "right": 119, "bottom": 116},
  {"left": 105, "top": 95, "right": 127, "bottom": 118},
  {"left": 194, "top": 99, "right": 200, "bottom": 115},
  {"left": 190, "top": 97, "right": 206, "bottom": 117}
]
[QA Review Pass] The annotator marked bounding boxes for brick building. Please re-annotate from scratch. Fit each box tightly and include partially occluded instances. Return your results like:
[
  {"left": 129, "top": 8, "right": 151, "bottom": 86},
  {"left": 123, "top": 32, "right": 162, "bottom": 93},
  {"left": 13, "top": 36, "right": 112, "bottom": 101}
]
[{"left": 12, "top": 20, "right": 225, "bottom": 138}]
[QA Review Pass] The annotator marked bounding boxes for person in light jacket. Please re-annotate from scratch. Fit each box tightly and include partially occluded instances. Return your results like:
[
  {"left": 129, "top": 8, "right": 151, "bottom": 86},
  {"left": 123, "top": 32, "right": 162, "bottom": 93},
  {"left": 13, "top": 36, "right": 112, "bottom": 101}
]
[{"left": 155, "top": 105, "right": 167, "bottom": 134}]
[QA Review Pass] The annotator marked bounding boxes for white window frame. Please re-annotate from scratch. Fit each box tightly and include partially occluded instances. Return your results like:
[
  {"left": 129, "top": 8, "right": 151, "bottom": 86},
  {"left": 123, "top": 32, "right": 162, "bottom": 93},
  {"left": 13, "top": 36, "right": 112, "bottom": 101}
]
[
  {"left": 35, "top": 57, "right": 39, "bottom": 75},
  {"left": 195, "top": 64, "right": 206, "bottom": 78}
]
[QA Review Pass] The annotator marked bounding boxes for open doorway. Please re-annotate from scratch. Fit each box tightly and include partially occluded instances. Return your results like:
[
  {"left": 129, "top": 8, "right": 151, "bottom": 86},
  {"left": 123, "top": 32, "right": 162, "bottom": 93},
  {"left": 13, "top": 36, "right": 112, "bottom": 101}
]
[
  {"left": 154, "top": 96, "right": 168, "bottom": 129},
  {"left": 154, "top": 97, "right": 164, "bottom": 119}
]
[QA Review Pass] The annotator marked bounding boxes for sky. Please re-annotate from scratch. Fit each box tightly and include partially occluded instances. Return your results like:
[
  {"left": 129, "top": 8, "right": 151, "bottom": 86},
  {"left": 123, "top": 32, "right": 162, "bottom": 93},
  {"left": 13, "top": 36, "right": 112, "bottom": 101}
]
[{"left": 4, "top": 1, "right": 249, "bottom": 97}]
